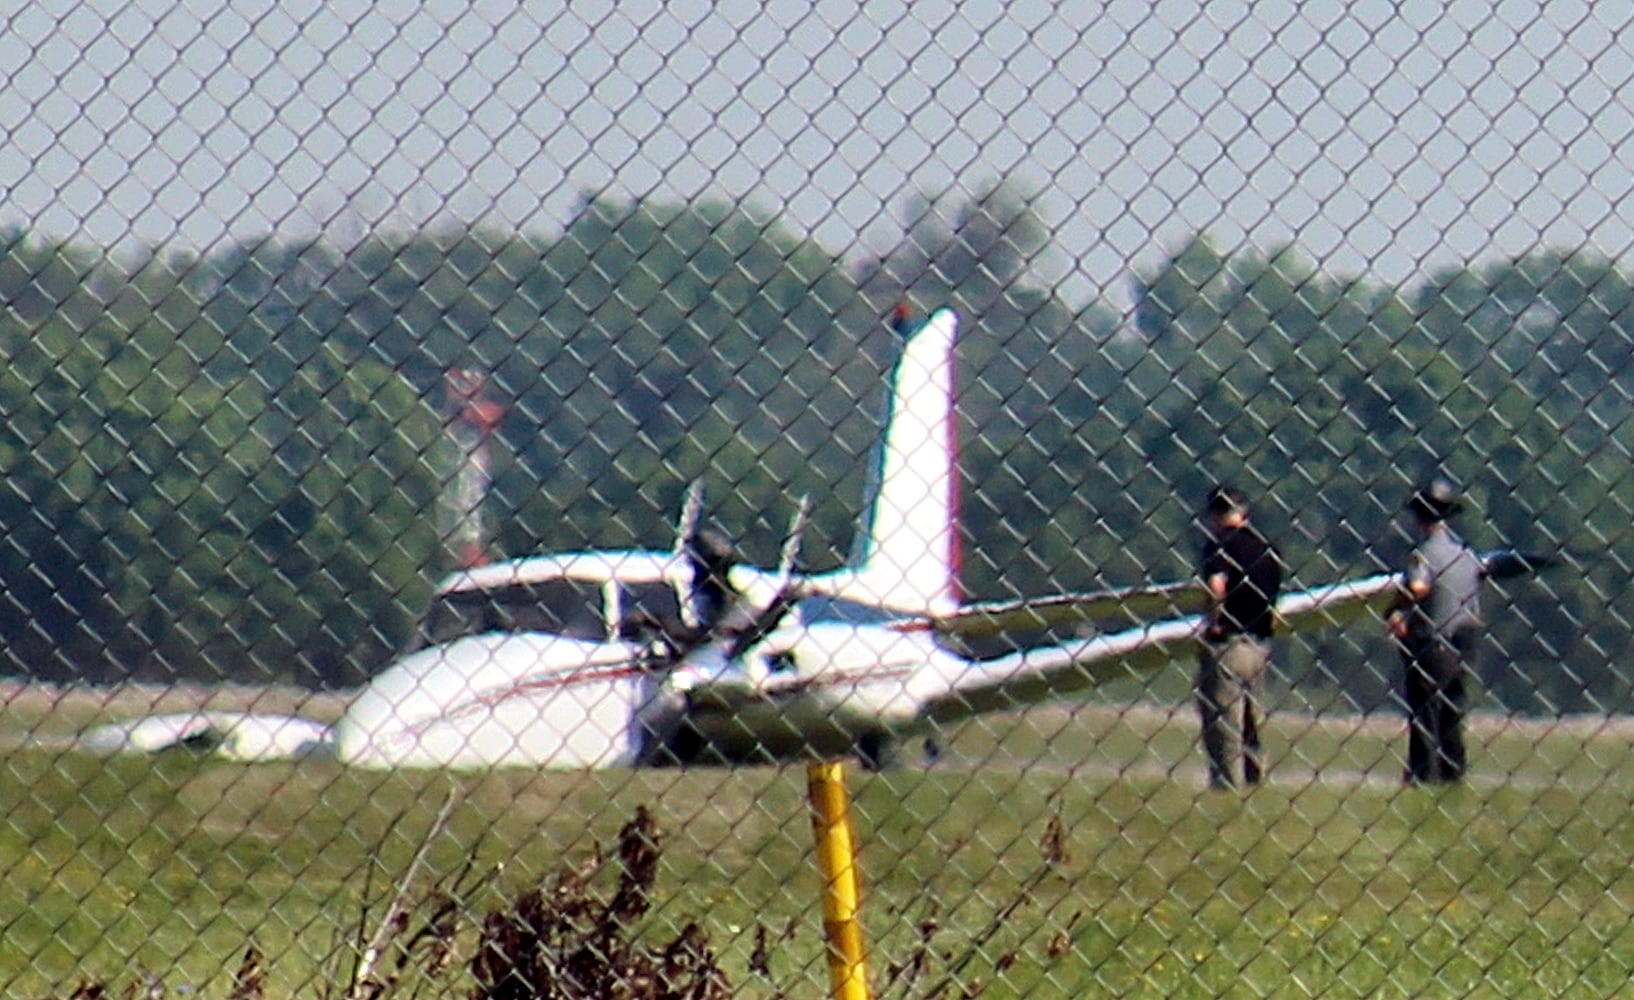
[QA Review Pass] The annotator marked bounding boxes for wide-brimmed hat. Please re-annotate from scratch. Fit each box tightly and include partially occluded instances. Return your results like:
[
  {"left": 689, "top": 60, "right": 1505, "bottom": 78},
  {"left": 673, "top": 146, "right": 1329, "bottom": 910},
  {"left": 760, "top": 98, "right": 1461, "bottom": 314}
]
[{"left": 1406, "top": 478, "right": 1464, "bottom": 521}]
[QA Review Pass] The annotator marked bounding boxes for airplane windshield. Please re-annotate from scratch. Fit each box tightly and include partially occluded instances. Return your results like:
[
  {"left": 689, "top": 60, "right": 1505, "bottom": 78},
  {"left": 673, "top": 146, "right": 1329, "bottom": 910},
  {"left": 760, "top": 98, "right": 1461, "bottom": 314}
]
[{"left": 416, "top": 579, "right": 609, "bottom": 647}]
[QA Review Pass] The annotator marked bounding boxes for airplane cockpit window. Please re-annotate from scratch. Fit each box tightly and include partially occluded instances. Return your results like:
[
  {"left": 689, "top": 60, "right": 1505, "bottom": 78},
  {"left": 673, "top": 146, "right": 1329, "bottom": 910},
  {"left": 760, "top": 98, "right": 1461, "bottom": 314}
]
[
  {"left": 496, "top": 580, "right": 609, "bottom": 639},
  {"left": 418, "top": 593, "right": 485, "bottom": 649},
  {"left": 417, "top": 579, "right": 608, "bottom": 647}
]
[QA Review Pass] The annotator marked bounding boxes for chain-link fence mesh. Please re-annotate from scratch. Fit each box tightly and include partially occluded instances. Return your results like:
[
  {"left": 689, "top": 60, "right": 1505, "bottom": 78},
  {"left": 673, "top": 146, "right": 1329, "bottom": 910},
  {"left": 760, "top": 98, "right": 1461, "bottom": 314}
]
[{"left": 3, "top": 1, "right": 1633, "bottom": 996}]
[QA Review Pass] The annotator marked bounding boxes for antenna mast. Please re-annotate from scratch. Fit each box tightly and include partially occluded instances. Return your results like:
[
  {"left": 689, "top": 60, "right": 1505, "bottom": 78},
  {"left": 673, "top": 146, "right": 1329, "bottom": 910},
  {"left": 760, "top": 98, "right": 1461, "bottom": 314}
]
[{"left": 441, "top": 368, "right": 504, "bottom": 570}]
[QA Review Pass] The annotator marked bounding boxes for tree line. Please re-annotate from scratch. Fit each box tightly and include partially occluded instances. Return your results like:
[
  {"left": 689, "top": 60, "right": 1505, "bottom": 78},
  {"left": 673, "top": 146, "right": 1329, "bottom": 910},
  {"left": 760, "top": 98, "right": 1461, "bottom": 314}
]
[{"left": 0, "top": 187, "right": 1626, "bottom": 715}]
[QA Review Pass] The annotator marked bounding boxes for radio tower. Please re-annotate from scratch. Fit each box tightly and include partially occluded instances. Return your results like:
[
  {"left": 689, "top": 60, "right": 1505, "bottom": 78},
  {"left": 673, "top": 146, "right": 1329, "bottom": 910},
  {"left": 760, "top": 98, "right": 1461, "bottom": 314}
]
[{"left": 441, "top": 368, "right": 505, "bottom": 571}]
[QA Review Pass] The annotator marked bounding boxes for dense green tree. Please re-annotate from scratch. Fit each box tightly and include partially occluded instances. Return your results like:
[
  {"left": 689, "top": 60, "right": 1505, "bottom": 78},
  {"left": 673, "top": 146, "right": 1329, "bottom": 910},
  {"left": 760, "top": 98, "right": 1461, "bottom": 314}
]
[{"left": 0, "top": 203, "right": 1630, "bottom": 715}]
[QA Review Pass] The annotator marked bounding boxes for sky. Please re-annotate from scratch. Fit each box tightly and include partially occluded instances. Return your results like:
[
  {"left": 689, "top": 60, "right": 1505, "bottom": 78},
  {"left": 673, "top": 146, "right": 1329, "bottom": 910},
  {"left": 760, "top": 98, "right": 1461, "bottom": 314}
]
[{"left": 3, "top": 0, "right": 1632, "bottom": 306}]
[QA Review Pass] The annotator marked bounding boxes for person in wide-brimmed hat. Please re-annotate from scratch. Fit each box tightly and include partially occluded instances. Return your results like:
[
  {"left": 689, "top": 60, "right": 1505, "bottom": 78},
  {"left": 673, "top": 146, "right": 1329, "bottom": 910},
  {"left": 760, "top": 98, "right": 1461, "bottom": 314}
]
[
  {"left": 1405, "top": 478, "right": 1465, "bottom": 523},
  {"left": 1388, "top": 478, "right": 1485, "bottom": 785}
]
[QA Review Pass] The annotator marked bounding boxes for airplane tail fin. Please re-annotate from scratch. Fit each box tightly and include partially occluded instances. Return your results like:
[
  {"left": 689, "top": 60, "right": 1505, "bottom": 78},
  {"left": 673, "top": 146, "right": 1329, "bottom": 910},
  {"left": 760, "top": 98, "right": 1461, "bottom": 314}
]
[{"left": 844, "top": 308, "right": 961, "bottom": 614}]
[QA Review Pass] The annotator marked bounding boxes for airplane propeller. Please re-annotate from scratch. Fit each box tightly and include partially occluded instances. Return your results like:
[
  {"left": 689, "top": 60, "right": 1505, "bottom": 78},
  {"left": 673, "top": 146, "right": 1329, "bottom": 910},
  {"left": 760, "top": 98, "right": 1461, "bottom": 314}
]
[
  {"left": 649, "top": 494, "right": 813, "bottom": 670},
  {"left": 723, "top": 497, "right": 811, "bottom": 661},
  {"left": 673, "top": 480, "right": 706, "bottom": 556}
]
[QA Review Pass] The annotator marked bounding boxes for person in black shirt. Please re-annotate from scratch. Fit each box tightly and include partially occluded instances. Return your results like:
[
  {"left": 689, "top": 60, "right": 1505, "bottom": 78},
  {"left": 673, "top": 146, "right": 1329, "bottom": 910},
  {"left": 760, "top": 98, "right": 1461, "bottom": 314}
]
[{"left": 1196, "top": 485, "right": 1284, "bottom": 790}]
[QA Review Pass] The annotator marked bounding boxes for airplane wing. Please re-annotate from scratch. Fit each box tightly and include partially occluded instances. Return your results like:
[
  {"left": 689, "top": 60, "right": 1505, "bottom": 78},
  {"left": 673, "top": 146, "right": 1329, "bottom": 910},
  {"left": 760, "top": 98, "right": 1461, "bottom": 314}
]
[
  {"left": 929, "top": 580, "right": 1206, "bottom": 639},
  {"left": 920, "top": 573, "right": 1399, "bottom": 723},
  {"left": 81, "top": 712, "right": 334, "bottom": 762}
]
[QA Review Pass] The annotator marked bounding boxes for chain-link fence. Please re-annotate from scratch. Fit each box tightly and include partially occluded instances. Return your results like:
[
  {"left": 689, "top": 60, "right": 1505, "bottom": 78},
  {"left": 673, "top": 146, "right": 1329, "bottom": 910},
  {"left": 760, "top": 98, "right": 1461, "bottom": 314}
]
[{"left": 3, "top": 1, "right": 1634, "bottom": 996}]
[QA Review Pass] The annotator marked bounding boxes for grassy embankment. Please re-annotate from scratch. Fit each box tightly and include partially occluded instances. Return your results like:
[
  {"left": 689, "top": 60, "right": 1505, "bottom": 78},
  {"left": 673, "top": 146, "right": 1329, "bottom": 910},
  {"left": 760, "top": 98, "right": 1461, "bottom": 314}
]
[{"left": 4, "top": 693, "right": 1634, "bottom": 997}]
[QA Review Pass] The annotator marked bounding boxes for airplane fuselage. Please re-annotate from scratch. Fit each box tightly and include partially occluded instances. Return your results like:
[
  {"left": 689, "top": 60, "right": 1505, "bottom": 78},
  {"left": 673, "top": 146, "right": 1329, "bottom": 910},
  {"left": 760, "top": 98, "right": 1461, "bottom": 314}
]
[
  {"left": 79, "top": 310, "right": 1437, "bottom": 772},
  {"left": 664, "top": 619, "right": 966, "bottom": 764},
  {"left": 335, "top": 631, "right": 659, "bottom": 768},
  {"left": 324, "top": 548, "right": 966, "bottom": 769}
]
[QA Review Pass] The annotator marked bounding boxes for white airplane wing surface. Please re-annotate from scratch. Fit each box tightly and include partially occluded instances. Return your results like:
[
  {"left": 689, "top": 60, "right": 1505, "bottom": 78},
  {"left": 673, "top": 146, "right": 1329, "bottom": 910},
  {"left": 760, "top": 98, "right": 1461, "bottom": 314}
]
[
  {"left": 81, "top": 712, "right": 334, "bottom": 761},
  {"left": 921, "top": 573, "right": 1399, "bottom": 723},
  {"left": 930, "top": 580, "right": 1205, "bottom": 640}
]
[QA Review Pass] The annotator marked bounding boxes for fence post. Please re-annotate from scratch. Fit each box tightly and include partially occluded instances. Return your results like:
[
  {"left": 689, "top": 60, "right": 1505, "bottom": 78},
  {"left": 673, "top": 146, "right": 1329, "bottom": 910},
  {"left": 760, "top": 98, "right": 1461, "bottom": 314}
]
[{"left": 807, "top": 760, "right": 872, "bottom": 1000}]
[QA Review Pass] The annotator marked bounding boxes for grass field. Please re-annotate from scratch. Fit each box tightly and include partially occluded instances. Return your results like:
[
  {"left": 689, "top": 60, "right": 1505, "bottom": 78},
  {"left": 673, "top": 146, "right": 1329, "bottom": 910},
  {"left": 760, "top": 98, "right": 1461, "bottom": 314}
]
[{"left": 6, "top": 687, "right": 1634, "bottom": 998}]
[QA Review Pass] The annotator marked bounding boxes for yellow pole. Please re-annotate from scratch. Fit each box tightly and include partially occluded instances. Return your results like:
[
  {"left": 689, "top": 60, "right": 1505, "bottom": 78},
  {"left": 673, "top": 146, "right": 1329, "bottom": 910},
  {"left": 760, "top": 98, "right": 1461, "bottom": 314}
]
[{"left": 807, "top": 760, "right": 873, "bottom": 1000}]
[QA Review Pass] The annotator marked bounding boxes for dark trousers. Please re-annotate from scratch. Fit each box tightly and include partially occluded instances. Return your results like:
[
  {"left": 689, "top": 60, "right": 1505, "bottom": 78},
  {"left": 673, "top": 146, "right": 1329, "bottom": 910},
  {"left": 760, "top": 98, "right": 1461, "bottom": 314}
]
[
  {"left": 1197, "top": 635, "right": 1270, "bottom": 789},
  {"left": 1401, "top": 629, "right": 1478, "bottom": 784}
]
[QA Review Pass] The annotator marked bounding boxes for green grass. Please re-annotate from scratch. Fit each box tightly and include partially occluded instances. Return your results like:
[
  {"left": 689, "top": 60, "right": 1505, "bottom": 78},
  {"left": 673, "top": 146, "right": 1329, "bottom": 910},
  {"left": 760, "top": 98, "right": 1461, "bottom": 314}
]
[{"left": 6, "top": 701, "right": 1634, "bottom": 997}]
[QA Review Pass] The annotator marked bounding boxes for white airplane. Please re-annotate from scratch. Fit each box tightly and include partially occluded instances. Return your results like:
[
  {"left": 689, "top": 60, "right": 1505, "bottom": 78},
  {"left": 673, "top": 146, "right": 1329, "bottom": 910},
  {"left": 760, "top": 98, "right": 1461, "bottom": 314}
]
[{"left": 85, "top": 309, "right": 1408, "bottom": 769}]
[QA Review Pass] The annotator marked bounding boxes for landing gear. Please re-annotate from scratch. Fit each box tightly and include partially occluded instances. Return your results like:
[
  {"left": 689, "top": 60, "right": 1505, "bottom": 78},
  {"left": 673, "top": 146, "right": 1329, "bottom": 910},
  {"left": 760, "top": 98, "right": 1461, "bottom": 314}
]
[
  {"left": 855, "top": 731, "right": 901, "bottom": 772},
  {"left": 634, "top": 691, "right": 707, "bottom": 768},
  {"left": 636, "top": 718, "right": 707, "bottom": 767}
]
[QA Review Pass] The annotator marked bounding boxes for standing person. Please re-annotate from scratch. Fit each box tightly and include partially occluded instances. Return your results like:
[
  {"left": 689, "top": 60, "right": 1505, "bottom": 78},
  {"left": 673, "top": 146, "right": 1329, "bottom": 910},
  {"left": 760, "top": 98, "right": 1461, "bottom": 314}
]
[
  {"left": 1388, "top": 479, "right": 1485, "bottom": 786},
  {"left": 1196, "top": 485, "right": 1284, "bottom": 790}
]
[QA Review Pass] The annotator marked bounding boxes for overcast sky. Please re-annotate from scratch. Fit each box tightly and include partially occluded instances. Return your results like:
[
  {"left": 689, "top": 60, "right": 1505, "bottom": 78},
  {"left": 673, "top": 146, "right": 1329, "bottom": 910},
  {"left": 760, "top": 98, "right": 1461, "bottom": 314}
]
[{"left": 3, "top": 0, "right": 1632, "bottom": 305}]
